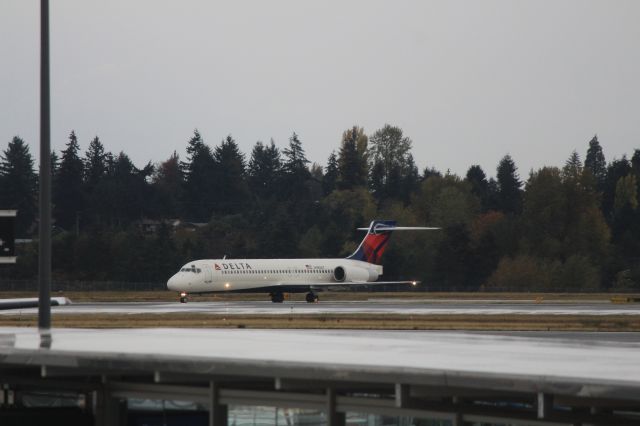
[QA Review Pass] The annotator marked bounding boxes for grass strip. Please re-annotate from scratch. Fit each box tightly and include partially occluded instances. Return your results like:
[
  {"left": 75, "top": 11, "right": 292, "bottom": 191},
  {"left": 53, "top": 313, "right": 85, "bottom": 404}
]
[{"left": 1, "top": 313, "right": 639, "bottom": 331}]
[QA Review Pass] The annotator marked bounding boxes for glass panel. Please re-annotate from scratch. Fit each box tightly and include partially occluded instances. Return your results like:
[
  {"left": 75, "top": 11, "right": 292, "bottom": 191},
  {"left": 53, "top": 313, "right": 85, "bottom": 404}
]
[
  {"left": 20, "top": 391, "right": 85, "bottom": 408},
  {"left": 229, "top": 406, "right": 326, "bottom": 426},
  {"left": 127, "top": 398, "right": 201, "bottom": 411},
  {"left": 346, "top": 412, "right": 453, "bottom": 426}
]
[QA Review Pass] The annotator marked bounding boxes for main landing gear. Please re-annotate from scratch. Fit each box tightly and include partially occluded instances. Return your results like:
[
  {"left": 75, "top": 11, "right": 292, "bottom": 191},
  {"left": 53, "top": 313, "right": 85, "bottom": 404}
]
[
  {"left": 269, "top": 292, "right": 318, "bottom": 303},
  {"left": 270, "top": 292, "right": 284, "bottom": 303},
  {"left": 179, "top": 292, "right": 188, "bottom": 303}
]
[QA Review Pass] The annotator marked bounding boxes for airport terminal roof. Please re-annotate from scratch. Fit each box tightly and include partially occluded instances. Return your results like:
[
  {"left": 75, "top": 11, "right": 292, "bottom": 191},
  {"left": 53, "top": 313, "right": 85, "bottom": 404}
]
[
  {"left": 1, "top": 328, "right": 640, "bottom": 424},
  {"left": 0, "top": 328, "right": 639, "bottom": 398}
]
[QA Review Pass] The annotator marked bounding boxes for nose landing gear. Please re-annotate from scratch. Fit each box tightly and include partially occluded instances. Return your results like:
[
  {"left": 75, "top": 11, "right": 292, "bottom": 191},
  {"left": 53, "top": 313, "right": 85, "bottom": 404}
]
[
  {"left": 270, "top": 292, "right": 284, "bottom": 303},
  {"left": 179, "top": 292, "right": 188, "bottom": 303},
  {"left": 305, "top": 292, "right": 318, "bottom": 303}
]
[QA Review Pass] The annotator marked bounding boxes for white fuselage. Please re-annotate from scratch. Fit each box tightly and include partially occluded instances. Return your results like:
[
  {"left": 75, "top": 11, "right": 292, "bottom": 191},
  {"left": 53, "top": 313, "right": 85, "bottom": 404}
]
[{"left": 167, "top": 258, "right": 382, "bottom": 293}]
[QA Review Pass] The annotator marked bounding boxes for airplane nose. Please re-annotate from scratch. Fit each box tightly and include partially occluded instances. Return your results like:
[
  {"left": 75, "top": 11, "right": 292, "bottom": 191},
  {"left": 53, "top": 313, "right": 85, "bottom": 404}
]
[{"left": 167, "top": 274, "right": 178, "bottom": 291}]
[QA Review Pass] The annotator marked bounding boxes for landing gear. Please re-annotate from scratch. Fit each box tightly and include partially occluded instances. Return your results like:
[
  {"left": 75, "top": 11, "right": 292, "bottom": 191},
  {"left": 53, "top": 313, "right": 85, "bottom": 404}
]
[
  {"left": 305, "top": 292, "right": 318, "bottom": 303},
  {"left": 270, "top": 292, "right": 284, "bottom": 303},
  {"left": 179, "top": 292, "right": 188, "bottom": 303}
]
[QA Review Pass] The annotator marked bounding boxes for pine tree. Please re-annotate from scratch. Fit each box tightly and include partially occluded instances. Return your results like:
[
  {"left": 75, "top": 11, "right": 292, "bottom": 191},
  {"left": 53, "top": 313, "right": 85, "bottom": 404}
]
[
  {"left": 466, "top": 165, "right": 489, "bottom": 210},
  {"left": 279, "top": 132, "right": 313, "bottom": 234},
  {"left": 0, "top": 136, "right": 38, "bottom": 236},
  {"left": 585, "top": 135, "right": 606, "bottom": 189},
  {"left": 248, "top": 140, "right": 282, "bottom": 199},
  {"left": 50, "top": 150, "right": 59, "bottom": 220},
  {"left": 51, "top": 151, "right": 59, "bottom": 177},
  {"left": 337, "top": 126, "right": 368, "bottom": 190},
  {"left": 281, "top": 132, "right": 311, "bottom": 197},
  {"left": 282, "top": 132, "right": 310, "bottom": 176},
  {"left": 496, "top": 154, "right": 522, "bottom": 214},
  {"left": 153, "top": 151, "right": 184, "bottom": 218},
  {"left": 614, "top": 175, "right": 638, "bottom": 213},
  {"left": 213, "top": 135, "right": 248, "bottom": 213},
  {"left": 563, "top": 151, "right": 582, "bottom": 181},
  {"left": 181, "top": 130, "right": 216, "bottom": 222},
  {"left": 602, "top": 157, "right": 631, "bottom": 219},
  {"left": 633, "top": 149, "right": 640, "bottom": 200},
  {"left": 632, "top": 149, "right": 640, "bottom": 177},
  {"left": 54, "top": 130, "right": 85, "bottom": 230},
  {"left": 105, "top": 152, "right": 153, "bottom": 225},
  {"left": 337, "top": 134, "right": 361, "bottom": 189},
  {"left": 400, "top": 154, "right": 420, "bottom": 203},
  {"left": 322, "top": 151, "right": 338, "bottom": 196},
  {"left": 422, "top": 167, "right": 442, "bottom": 181},
  {"left": 84, "top": 136, "right": 107, "bottom": 189}
]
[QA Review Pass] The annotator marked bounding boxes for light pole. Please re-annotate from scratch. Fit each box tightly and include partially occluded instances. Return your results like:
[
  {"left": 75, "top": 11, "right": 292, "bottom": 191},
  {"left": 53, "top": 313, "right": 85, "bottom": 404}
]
[{"left": 38, "top": 0, "right": 51, "bottom": 330}]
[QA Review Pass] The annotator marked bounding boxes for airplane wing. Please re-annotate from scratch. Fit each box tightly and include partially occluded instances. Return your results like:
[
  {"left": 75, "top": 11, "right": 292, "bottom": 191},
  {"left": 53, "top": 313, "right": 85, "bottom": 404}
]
[
  {"left": 273, "top": 280, "right": 420, "bottom": 290},
  {"left": 0, "top": 297, "right": 71, "bottom": 310}
]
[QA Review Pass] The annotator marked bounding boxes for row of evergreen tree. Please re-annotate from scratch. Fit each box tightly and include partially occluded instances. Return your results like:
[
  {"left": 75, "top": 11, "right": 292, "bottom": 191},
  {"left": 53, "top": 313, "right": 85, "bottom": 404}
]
[{"left": 0, "top": 125, "right": 639, "bottom": 290}]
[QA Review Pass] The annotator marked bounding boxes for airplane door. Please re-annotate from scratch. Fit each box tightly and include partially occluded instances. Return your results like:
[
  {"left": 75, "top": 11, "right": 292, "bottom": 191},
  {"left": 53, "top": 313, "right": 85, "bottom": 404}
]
[{"left": 204, "top": 265, "right": 213, "bottom": 283}]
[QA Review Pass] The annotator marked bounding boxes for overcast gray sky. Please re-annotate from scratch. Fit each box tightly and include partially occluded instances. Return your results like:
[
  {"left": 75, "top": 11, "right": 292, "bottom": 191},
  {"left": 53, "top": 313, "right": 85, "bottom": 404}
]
[{"left": 1, "top": 0, "right": 639, "bottom": 178}]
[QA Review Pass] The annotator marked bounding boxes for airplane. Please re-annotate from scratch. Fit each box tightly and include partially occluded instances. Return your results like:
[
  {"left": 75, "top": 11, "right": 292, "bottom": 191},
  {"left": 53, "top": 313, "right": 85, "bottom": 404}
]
[{"left": 166, "top": 220, "right": 439, "bottom": 303}]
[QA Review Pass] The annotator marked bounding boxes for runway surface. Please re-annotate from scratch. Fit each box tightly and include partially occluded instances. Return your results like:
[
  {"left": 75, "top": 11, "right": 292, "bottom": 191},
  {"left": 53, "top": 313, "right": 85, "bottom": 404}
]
[{"left": 2, "top": 299, "right": 640, "bottom": 315}]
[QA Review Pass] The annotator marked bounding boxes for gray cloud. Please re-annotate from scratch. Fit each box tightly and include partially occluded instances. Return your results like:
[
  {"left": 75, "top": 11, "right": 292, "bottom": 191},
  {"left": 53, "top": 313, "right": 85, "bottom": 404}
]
[{"left": 1, "top": 0, "right": 639, "bottom": 177}]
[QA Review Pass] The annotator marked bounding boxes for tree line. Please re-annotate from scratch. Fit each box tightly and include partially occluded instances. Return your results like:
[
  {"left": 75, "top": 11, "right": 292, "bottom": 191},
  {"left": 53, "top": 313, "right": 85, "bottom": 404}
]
[{"left": 0, "top": 125, "right": 639, "bottom": 291}]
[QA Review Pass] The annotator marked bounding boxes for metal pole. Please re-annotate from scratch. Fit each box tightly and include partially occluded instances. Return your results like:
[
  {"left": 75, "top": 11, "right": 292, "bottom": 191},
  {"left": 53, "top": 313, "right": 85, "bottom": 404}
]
[
  {"left": 209, "top": 382, "right": 228, "bottom": 426},
  {"left": 38, "top": 0, "right": 51, "bottom": 330}
]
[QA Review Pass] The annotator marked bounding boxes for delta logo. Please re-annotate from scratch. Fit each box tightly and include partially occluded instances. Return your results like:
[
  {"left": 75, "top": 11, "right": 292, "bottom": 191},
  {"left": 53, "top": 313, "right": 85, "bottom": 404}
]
[{"left": 215, "top": 262, "right": 252, "bottom": 271}]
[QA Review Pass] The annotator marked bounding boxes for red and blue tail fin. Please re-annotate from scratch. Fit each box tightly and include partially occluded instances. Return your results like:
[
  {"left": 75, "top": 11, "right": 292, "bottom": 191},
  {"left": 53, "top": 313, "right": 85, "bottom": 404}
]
[
  {"left": 347, "top": 221, "right": 441, "bottom": 265},
  {"left": 347, "top": 220, "right": 397, "bottom": 265}
]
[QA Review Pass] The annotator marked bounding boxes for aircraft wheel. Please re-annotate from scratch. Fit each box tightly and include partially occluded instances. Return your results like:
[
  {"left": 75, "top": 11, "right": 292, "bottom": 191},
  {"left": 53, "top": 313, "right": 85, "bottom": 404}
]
[
  {"left": 179, "top": 292, "right": 188, "bottom": 303},
  {"left": 270, "top": 292, "right": 284, "bottom": 303},
  {"left": 305, "top": 292, "right": 318, "bottom": 303}
]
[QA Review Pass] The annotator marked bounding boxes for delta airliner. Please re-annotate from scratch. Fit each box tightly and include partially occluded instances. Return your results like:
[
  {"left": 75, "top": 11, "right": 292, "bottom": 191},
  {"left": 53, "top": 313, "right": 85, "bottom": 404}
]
[{"left": 167, "top": 220, "right": 437, "bottom": 303}]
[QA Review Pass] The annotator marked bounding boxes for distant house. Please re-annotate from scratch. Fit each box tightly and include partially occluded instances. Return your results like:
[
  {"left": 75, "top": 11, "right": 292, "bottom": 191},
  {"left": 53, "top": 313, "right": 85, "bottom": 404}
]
[
  {"left": 136, "top": 219, "right": 208, "bottom": 234},
  {"left": 172, "top": 220, "right": 208, "bottom": 232},
  {"left": 137, "top": 219, "right": 164, "bottom": 234}
]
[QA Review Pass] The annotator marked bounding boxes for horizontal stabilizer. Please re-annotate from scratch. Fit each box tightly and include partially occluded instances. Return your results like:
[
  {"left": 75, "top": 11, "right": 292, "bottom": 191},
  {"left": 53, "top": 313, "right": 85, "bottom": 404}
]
[
  {"left": 349, "top": 220, "right": 440, "bottom": 265},
  {"left": 356, "top": 226, "right": 440, "bottom": 231}
]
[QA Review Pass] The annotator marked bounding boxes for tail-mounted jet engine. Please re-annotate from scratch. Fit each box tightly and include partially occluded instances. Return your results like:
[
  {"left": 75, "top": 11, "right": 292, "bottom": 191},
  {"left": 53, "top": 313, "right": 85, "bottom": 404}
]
[{"left": 333, "top": 266, "right": 371, "bottom": 282}]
